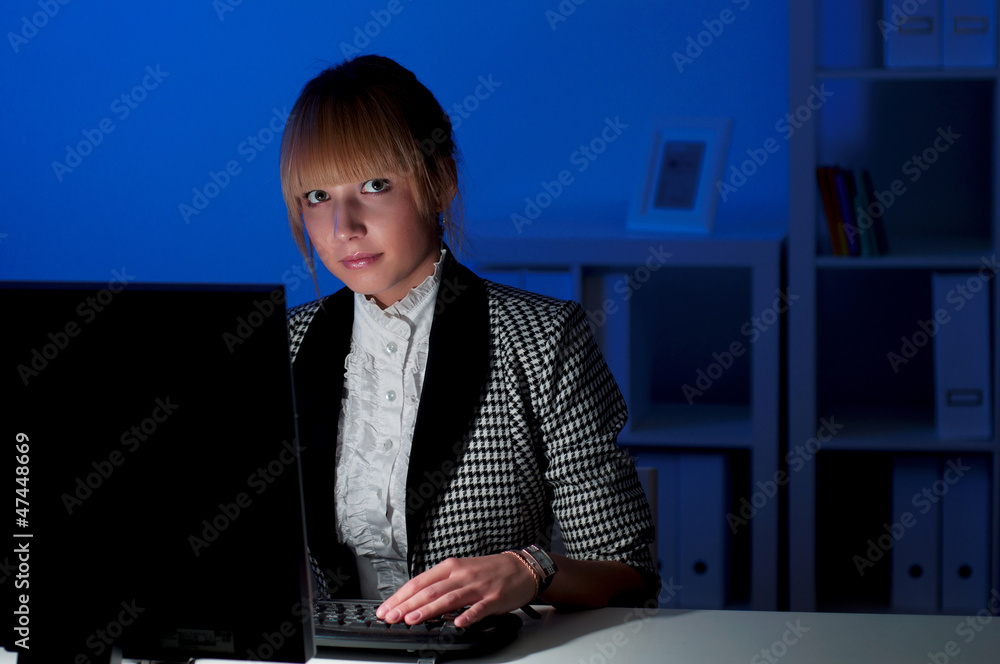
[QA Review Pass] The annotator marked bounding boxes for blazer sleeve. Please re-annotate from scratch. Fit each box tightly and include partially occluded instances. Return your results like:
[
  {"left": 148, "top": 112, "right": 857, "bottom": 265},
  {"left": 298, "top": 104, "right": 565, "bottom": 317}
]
[{"left": 536, "top": 300, "right": 661, "bottom": 602}]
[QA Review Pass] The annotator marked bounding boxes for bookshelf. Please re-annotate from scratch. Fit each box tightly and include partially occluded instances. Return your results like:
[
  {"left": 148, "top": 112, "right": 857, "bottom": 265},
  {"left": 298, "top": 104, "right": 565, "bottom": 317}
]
[
  {"left": 467, "top": 234, "right": 784, "bottom": 610},
  {"left": 788, "top": 1, "right": 999, "bottom": 612}
]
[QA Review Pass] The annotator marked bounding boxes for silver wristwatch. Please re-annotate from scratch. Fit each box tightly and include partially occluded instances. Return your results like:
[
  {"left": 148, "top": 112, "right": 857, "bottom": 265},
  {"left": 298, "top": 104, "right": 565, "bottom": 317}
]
[{"left": 520, "top": 544, "right": 558, "bottom": 593}]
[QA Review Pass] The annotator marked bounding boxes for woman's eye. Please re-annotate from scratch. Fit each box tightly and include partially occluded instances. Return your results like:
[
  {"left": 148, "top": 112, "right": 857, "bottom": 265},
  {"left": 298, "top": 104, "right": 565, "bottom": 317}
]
[
  {"left": 305, "top": 190, "right": 329, "bottom": 205},
  {"left": 361, "top": 178, "right": 390, "bottom": 194}
]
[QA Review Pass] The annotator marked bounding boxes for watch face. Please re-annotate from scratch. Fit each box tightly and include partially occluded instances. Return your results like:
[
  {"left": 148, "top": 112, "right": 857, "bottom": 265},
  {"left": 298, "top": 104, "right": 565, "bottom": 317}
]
[{"left": 525, "top": 545, "right": 557, "bottom": 575}]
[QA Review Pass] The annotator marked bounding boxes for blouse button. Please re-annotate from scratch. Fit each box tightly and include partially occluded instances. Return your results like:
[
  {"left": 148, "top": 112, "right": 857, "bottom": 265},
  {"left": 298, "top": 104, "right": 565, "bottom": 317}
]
[
  {"left": 385, "top": 390, "right": 396, "bottom": 402},
  {"left": 380, "top": 533, "right": 389, "bottom": 546},
  {"left": 383, "top": 440, "right": 393, "bottom": 451},
  {"left": 385, "top": 342, "right": 398, "bottom": 354}
]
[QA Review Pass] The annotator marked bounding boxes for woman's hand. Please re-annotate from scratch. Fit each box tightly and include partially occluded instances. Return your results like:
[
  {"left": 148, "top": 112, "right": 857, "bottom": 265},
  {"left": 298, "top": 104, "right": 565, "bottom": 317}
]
[{"left": 376, "top": 553, "right": 536, "bottom": 628}]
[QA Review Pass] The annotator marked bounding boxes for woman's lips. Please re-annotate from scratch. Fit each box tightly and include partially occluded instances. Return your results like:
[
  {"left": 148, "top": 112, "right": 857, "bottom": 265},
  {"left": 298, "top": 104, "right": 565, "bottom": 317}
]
[{"left": 341, "top": 252, "right": 383, "bottom": 269}]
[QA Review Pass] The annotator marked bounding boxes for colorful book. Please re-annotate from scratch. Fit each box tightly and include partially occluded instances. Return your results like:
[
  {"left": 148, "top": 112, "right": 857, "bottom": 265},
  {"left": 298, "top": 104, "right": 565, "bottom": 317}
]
[
  {"left": 815, "top": 166, "right": 848, "bottom": 256},
  {"left": 832, "top": 168, "right": 861, "bottom": 256},
  {"left": 861, "top": 170, "right": 890, "bottom": 255},
  {"left": 815, "top": 165, "right": 891, "bottom": 257},
  {"left": 852, "top": 170, "right": 878, "bottom": 257}
]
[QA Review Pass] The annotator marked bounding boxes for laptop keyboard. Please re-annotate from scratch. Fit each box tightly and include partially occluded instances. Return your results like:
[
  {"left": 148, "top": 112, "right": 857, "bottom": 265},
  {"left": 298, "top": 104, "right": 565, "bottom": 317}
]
[{"left": 313, "top": 599, "right": 522, "bottom": 658}]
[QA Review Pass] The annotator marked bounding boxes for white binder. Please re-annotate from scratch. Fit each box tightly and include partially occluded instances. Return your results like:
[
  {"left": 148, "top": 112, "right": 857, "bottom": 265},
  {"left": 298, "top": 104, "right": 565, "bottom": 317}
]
[
  {"left": 635, "top": 466, "right": 660, "bottom": 575},
  {"left": 943, "top": 0, "right": 997, "bottom": 67},
  {"left": 630, "top": 450, "right": 677, "bottom": 605},
  {"left": 890, "top": 456, "right": 941, "bottom": 612},
  {"left": 932, "top": 272, "right": 993, "bottom": 440},
  {"left": 941, "top": 456, "right": 991, "bottom": 613},
  {"left": 885, "top": 0, "right": 943, "bottom": 67},
  {"left": 677, "top": 453, "right": 729, "bottom": 608}
]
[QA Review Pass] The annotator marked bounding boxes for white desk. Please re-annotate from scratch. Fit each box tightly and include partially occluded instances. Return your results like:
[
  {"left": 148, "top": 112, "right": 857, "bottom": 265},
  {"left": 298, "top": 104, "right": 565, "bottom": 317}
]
[{"left": 5, "top": 606, "right": 999, "bottom": 663}]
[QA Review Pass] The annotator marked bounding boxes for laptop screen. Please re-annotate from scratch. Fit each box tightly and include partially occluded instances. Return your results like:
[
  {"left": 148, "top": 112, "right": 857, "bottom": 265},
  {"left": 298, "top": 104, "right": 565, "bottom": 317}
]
[{"left": 3, "top": 281, "right": 314, "bottom": 663}]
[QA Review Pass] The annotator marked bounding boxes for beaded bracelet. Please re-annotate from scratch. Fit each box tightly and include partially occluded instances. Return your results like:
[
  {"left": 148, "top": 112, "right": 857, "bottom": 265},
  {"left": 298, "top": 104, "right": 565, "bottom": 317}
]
[{"left": 502, "top": 550, "right": 539, "bottom": 600}]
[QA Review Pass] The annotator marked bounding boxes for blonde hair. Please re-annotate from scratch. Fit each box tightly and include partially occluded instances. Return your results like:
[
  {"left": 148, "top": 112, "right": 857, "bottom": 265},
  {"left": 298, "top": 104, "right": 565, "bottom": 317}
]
[{"left": 279, "top": 55, "right": 464, "bottom": 284}]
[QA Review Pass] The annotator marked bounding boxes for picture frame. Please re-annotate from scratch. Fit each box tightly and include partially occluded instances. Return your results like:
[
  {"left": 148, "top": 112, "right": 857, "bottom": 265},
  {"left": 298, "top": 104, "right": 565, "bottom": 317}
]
[{"left": 627, "top": 117, "right": 732, "bottom": 235}]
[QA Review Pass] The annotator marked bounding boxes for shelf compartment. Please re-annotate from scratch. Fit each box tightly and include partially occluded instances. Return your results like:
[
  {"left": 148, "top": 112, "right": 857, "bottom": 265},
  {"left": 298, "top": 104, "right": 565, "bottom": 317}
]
[
  {"left": 816, "top": 269, "right": 936, "bottom": 418},
  {"left": 814, "top": 78, "right": 994, "bottom": 257},
  {"left": 815, "top": 451, "right": 995, "bottom": 614},
  {"left": 582, "top": 266, "right": 755, "bottom": 440}
]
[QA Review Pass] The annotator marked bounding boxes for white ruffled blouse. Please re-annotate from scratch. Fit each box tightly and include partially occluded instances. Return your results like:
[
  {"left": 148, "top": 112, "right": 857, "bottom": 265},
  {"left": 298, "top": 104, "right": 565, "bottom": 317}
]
[{"left": 334, "top": 249, "right": 444, "bottom": 600}]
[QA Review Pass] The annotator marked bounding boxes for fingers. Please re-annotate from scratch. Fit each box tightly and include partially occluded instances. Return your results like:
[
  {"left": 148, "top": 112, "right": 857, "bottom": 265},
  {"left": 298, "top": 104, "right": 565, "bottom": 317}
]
[
  {"left": 400, "top": 588, "right": 468, "bottom": 625},
  {"left": 377, "top": 554, "right": 534, "bottom": 627},
  {"left": 377, "top": 558, "right": 464, "bottom": 623}
]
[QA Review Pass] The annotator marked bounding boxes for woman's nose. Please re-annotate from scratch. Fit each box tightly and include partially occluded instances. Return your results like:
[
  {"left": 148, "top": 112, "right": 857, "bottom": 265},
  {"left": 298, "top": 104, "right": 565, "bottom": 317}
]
[{"left": 332, "top": 202, "right": 365, "bottom": 241}]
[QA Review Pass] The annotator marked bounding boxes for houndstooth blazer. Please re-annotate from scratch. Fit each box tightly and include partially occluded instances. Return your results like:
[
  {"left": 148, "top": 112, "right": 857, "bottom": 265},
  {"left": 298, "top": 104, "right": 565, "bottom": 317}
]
[{"left": 286, "top": 250, "right": 660, "bottom": 603}]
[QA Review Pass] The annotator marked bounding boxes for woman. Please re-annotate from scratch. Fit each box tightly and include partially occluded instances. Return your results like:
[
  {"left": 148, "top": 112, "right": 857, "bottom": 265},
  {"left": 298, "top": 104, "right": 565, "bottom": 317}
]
[{"left": 280, "top": 54, "right": 659, "bottom": 628}]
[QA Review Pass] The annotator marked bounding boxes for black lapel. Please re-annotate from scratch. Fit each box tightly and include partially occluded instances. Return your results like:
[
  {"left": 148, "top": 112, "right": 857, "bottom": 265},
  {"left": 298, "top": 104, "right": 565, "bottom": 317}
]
[
  {"left": 291, "top": 286, "right": 360, "bottom": 597},
  {"left": 405, "top": 252, "right": 492, "bottom": 565},
  {"left": 293, "top": 253, "right": 492, "bottom": 581}
]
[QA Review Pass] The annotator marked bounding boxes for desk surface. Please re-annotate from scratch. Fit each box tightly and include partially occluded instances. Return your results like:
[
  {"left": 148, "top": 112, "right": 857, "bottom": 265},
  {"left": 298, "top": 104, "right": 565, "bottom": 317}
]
[{"left": 4, "top": 606, "right": 999, "bottom": 663}]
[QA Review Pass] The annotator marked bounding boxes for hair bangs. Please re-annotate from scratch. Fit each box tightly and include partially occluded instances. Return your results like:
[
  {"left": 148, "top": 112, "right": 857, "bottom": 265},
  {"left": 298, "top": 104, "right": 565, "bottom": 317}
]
[{"left": 282, "top": 91, "right": 428, "bottom": 201}]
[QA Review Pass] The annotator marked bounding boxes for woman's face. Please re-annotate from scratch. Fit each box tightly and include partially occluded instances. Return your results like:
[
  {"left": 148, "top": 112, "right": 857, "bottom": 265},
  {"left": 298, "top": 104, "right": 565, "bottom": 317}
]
[{"left": 300, "top": 173, "right": 440, "bottom": 308}]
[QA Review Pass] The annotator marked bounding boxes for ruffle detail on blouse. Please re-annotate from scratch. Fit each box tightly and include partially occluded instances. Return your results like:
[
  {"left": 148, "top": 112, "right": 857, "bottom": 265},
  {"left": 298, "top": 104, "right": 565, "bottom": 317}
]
[{"left": 333, "top": 248, "right": 445, "bottom": 565}]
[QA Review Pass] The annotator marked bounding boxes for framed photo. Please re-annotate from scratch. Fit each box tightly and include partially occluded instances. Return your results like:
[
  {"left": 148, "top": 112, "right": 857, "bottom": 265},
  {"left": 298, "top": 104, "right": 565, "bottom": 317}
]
[{"left": 627, "top": 117, "right": 732, "bottom": 235}]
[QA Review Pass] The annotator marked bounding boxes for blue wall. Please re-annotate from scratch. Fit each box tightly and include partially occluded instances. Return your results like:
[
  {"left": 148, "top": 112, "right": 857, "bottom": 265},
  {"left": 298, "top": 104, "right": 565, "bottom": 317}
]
[{"left": 1, "top": 0, "right": 788, "bottom": 306}]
